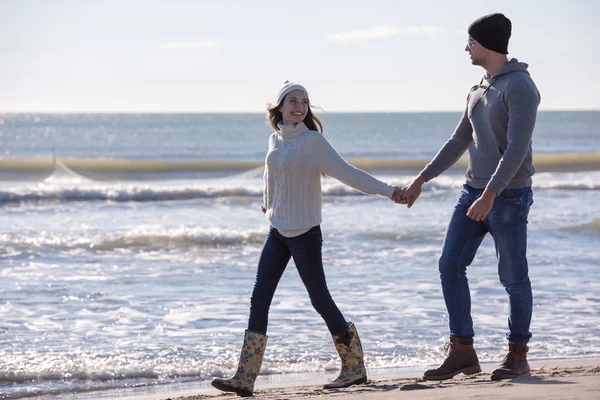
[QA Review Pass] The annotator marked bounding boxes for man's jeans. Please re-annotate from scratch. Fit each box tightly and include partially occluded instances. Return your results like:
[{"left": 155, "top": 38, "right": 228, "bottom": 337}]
[
  {"left": 248, "top": 225, "right": 347, "bottom": 335},
  {"left": 439, "top": 184, "right": 534, "bottom": 346}
]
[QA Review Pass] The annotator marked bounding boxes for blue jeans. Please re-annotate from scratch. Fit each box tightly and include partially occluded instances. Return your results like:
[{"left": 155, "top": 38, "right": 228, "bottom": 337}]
[
  {"left": 248, "top": 225, "right": 348, "bottom": 335},
  {"left": 439, "top": 184, "right": 534, "bottom": 346}
]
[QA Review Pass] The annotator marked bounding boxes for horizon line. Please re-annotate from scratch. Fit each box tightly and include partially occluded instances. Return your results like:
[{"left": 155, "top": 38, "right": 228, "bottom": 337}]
[{"left": 1, "top": 108, "right": 599, "bottom": 114}]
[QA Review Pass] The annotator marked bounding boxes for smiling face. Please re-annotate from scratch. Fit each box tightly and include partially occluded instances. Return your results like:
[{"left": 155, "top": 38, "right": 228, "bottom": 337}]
[{"left": 280, "top": 89, "right": 309, "bottom": 125}]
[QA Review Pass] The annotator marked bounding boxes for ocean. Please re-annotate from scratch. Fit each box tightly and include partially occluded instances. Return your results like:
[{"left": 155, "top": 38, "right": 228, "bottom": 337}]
[{"left": 0, "top": 111, "right": 599, "bottom": 399}]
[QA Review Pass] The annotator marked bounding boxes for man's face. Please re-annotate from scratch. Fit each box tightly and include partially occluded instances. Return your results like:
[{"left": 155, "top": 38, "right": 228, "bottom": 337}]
[{"left": 465, "top": 36, "right": 487, "bottom": 66}]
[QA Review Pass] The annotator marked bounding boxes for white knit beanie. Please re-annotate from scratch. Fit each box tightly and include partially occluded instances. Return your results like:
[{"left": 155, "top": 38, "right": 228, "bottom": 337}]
[{"left": 275, "top": 80, "right": 309, "bottom": 105}]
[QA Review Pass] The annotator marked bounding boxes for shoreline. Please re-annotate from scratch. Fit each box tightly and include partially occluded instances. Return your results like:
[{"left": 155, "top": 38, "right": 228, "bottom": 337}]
[
  {"left": 169, "top": 359, "right": 600, "bottom": 400},
  {"left": 58, "top": 357, "right": 598, "bottom": 400},
  {"left": 1, "top": 152, "right": 599, "bottom": 172}
]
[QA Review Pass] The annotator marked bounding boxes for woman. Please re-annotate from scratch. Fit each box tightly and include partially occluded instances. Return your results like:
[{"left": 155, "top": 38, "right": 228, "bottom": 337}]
[{"left": 212, "top": 81, "right": 401, "bottom": 397}]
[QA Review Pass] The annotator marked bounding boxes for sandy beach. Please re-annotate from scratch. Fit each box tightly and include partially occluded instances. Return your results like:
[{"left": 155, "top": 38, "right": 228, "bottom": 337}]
[
  {"left": 2, "top": 111, "right": 598, "bottom": 399},
  {"left": 165, "top": 361, "right": 600, "bottom": 400}
]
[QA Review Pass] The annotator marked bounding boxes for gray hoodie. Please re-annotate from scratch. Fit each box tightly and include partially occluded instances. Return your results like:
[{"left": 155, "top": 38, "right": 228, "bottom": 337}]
[{"left": 421, "top": 58, "right": 541, "bottom": 193}]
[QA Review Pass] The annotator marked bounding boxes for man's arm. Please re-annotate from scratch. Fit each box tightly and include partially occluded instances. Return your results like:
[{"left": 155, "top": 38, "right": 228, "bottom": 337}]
[
  {"left": 487, "top": 85, "right": 540, "bottom": 194},
  {"left": 401, "top": 105, "right": 473, "bottom": 207},
  {"left": 420, "top": 105, "right": 474, "bottom": 182}
]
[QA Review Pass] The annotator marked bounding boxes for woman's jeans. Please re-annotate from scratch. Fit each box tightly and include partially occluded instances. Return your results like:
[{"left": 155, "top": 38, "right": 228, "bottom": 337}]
[
  {"left": 439, "top": 184, "right": 534, "bottom": 346},
  {"left": 248, "top": 225, "right": 347, "bottom": 335}
]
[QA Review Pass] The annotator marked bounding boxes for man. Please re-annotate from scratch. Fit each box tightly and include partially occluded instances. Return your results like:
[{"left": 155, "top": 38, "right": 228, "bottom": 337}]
[{"left": 398, "top": 13, "right": 540, "bottom": 381}]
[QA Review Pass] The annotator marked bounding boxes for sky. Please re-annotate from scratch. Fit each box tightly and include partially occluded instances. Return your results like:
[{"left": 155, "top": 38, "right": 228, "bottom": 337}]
[{"left": 0, "top": 0, "right": 599, "bottom": 112}]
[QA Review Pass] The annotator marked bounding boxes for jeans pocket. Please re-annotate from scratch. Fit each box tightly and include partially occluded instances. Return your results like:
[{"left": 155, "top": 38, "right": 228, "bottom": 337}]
[
  {"left": 497, "top": 193, "right": 522, "bottom": 206},
  {"left": 520, "top": 191, "right": 534, "bottom": 223},
  {"left": 457, "top": 185, "right": 472, "bottom": 206},
  {"left": 493, "top": 192, "right": 522, "bottom": 223}
]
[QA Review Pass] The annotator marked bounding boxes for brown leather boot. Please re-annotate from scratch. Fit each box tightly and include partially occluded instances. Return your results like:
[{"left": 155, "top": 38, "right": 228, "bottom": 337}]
[
  {"left": 423, "top": 337, "right": 481, "bottom": 380},
  {"left": 491, "top": 343, "right": 530, "bottom": 381}
]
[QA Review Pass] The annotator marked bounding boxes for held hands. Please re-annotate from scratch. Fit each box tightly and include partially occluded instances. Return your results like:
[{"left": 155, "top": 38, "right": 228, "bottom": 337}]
[
  {"left": 392, "top": 186, "right": 405, "bottom": 203},
  {"left": 391, "top": 175, "right": 497, "bottom": 221},
  {"left": 392, "top": 175, "right": 427, "bottom": 208}
]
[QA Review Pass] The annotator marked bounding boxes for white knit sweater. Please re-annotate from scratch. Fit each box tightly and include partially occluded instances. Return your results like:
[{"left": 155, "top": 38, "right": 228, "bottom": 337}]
[{"left": 264, "top": 122, "right": 395, "bottom": 237}]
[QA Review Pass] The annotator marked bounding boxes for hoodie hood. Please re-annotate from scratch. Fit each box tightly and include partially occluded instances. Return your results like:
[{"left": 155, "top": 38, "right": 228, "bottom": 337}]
[{"left": 491, "top": 58, "right": 530, "bottom": 78}]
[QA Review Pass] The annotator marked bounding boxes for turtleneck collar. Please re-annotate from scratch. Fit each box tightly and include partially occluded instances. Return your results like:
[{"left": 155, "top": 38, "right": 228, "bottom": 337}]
[{"left": 277, "top": 122, "right": 309, "bottom": 139}]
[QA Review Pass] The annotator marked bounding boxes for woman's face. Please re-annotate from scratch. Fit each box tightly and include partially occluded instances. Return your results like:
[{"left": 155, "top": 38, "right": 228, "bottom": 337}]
[{"left": 280, "top": 89, "right": 309, "bottom": 125}]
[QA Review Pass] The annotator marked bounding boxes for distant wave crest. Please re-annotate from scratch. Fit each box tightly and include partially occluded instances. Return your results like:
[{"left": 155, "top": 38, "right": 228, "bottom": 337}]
[
  {"left": 1, "top": 173, "right": 598, "bottom": 206},
  {"left": 567, "top": 219, "right": 600, "bottom": 234},
  {"left": 0, "top": 227, "right": 267, "bottom": 252},
  {"left": 0, "top": 184, "right": 264, "bottom": 204}
]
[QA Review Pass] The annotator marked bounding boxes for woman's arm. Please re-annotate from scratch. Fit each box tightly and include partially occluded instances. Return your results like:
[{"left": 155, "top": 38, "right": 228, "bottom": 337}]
[{"left": 308, "top": 133, "right": 395, "bottom": 199}]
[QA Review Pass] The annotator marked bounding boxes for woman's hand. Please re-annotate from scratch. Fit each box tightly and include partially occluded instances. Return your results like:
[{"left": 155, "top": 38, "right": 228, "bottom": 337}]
[
  {"left": 400, "top": 174, "right": 427, "bottom": 208},
  {"left": 392, "top": 186, "right": 405, "bottom": 203}
]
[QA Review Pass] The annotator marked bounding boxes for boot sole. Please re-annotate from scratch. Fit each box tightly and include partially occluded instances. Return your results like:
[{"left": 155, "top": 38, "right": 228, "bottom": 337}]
[
  {"left": 423, "top": 365, "right": 482, "bottom": 381},
  {"left": 491, "top": 371, "right": 531, "bottom": 381},
  {"left": 211, "top": 380, "right": 253, "bottom": 397},
  {"left": 323, "top": 376, "right": 368, "bottom": 389}
]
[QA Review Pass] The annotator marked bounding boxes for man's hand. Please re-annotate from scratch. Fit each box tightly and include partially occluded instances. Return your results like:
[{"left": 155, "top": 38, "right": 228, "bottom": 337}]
[
  {"left": 261, "top": 205, "right": 267, "bottom": 214},
  {"left": 400, "top": 175, "right": 427, "bottom": 208},
  {"left": 466, "top": 188, "right": 497, "bottom": 221}
]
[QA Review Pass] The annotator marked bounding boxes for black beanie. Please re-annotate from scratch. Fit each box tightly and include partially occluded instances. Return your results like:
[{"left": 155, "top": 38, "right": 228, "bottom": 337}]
[{"left": 468, "top": 13, "right": 512, "bottom": 54}]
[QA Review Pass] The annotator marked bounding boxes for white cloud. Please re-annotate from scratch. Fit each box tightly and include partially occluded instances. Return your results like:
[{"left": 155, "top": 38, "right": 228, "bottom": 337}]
[
  {"left": 326, "top": 25, "right": 445, "bottom": 42},
  {"left": 158, "top": 41, "right": 220, "bottom": 50},
  {"left": 403, "top": 26, "right": 445, "bottom": 34},
  {"left": 326, "top": 26, "right": 400, "bottom": 42}
]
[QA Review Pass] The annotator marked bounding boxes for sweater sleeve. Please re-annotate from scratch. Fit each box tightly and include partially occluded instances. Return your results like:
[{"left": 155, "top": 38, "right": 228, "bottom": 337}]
[
  {"left": 420, "top": 104, "right": 473, "bottom": 181},
  {"left": 486, "top": 85, "right": 540, "bottom": 193},
  {"left": 308, "top": 133, "right": 395, "bottom": 199},
  {"left": 263, "top": 165, "right": 269, "bottom": 206},
  {"left": 264, "top": 134, "right": 275, "bottom": 210}
]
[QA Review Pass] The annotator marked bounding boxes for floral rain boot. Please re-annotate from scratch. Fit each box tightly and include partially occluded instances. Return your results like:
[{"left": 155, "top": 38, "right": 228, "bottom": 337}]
[
  {"left": 324, "top": 322, "right": 368, "bottom": 389},
  {"left": 211, "top": 330, "right": 268, "bottom": 397}
]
